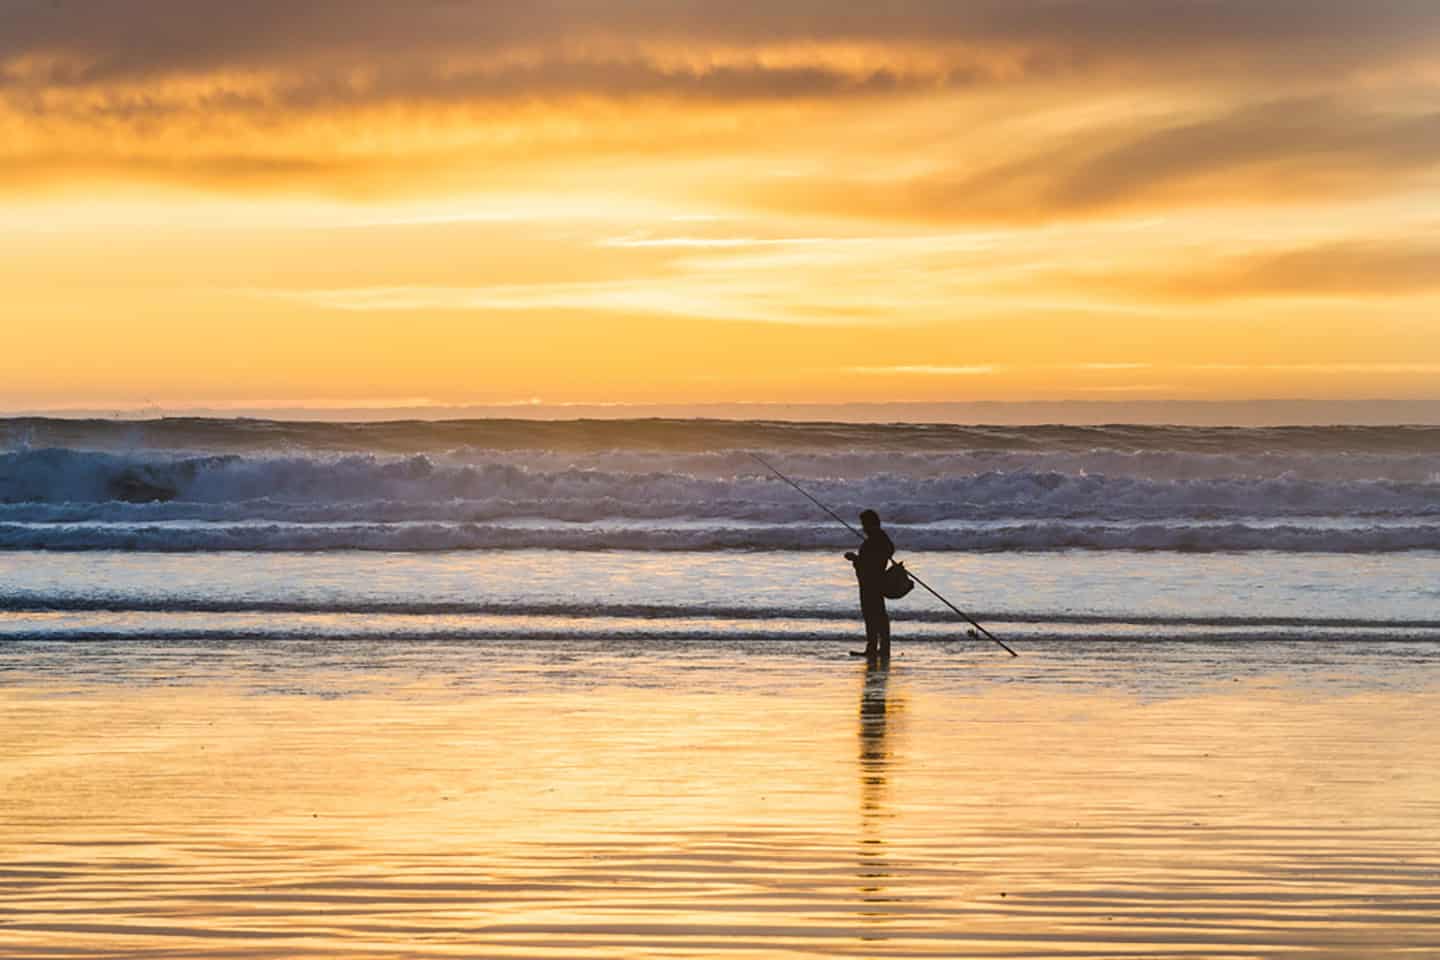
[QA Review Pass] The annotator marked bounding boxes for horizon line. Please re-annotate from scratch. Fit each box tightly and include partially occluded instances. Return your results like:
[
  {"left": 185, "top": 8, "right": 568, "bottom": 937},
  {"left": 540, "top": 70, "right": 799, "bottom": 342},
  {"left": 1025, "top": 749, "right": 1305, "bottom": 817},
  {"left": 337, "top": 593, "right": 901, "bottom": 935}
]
[{"left": 5, "top": 397, "right": 1440, "bottom": 428}]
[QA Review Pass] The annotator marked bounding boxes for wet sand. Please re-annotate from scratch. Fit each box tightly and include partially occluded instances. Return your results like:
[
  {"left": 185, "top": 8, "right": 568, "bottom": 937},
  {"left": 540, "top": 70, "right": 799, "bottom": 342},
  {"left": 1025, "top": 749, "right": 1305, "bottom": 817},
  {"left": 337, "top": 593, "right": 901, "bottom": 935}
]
[{"left": 3, "top": 642, "right": 1439, "bottom": 958}]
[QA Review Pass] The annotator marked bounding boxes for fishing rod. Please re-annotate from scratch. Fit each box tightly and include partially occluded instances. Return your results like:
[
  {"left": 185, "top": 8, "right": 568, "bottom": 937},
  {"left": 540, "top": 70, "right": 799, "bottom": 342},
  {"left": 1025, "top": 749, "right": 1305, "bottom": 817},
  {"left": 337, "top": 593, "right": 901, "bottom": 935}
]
[{"left": 750, "top": 452, "right": 1019, "bottom": 658}]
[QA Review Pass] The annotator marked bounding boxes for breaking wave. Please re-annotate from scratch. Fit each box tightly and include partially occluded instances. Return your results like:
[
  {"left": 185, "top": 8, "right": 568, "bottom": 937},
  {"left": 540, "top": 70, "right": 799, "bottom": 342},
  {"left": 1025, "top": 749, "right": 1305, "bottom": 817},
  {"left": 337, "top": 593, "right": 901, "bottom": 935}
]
[
  {"left": 3, "top": 448, "right": 1439, "bottom": 518},
  {"left": 3, "top": 421, "right": 1438, "bottom": 553}
]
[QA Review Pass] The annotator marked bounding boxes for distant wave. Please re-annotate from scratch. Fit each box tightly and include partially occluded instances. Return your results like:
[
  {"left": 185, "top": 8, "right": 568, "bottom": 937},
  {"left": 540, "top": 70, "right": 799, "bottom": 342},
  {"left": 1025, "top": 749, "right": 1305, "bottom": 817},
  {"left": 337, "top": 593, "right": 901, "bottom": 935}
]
[
  {"left": 6, "top": 416, "right": 1440, "bottom": 457},
  {"left": 5, "top": 422, "right": 1439, "bottom": 554}
]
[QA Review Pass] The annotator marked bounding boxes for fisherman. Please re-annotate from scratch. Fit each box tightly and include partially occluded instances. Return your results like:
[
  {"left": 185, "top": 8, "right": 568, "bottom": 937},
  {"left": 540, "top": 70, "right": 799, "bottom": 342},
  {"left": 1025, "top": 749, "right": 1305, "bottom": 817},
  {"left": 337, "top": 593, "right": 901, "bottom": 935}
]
[{"left": 844, "top": 509, "right": 894, "bottom": 660}]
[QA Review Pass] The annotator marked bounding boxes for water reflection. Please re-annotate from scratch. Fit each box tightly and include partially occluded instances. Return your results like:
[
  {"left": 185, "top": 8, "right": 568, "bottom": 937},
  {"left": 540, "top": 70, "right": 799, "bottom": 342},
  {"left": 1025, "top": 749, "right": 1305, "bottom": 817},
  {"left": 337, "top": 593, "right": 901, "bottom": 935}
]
[{"left": 857, "top": 655, "right": 901, "bottom": 939}]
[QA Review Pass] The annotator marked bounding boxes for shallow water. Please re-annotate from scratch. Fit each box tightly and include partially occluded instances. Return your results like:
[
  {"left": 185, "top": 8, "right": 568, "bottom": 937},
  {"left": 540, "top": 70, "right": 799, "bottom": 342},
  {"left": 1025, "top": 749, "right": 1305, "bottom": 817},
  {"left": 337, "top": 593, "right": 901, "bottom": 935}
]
[
  {"left": 4, "top": 641, "right": 1439, "bottom": 959},
  {"left": 4, "top": 551, "right": 1440, "bottom": 646}
]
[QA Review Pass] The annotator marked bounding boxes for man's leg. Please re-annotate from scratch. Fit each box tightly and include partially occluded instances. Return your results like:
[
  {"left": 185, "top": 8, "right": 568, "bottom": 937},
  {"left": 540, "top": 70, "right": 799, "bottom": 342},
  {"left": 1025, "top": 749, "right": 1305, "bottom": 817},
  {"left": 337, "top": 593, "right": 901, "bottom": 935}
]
[
  {"left": 861, "top": 590, "right": 882, "bottom": 658},
  {"left": 877, "top": 599, "right": 891, "bottom": 658}
]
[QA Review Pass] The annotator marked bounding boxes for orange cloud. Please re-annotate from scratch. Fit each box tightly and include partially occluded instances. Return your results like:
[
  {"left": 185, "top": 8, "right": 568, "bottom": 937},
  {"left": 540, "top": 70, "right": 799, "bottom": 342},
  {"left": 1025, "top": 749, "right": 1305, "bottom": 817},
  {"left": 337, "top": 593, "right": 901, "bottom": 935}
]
[
  {"left": 3, "top": 2, "right": 1438, "bottom": 203},
  {"left": 5, "top": 1, "right": 1440, "bottom": 408}
]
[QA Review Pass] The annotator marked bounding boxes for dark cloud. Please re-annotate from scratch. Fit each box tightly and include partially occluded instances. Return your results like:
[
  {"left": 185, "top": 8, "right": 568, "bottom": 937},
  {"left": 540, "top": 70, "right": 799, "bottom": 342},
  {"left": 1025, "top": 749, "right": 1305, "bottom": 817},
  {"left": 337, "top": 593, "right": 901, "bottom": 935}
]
[
  {"left": 2, "top": 1, "right": 1438, "bottom": 84},
  {"left": 0, "top": 59, "right": 936, "bottom": 122}
]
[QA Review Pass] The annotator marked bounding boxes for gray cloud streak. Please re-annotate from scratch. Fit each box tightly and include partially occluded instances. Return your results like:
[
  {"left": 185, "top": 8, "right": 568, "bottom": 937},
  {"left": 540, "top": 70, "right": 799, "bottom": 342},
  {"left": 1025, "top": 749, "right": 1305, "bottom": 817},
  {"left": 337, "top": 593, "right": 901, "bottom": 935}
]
[
  {"left": 1049, "top": 99, "right": 1440, "bottom": 210},
  {"left": 1163, "top": 239, "right": 1440, "bottom": 299},
  {"left": 0, "top": 59, "right": 944, "bottom": 121},
  {"left": 742, "top": 98, "right": 1440, "bottom": 223},
  {"left": 1007, "top": 237, "right": 1440, "bottom": 301}
]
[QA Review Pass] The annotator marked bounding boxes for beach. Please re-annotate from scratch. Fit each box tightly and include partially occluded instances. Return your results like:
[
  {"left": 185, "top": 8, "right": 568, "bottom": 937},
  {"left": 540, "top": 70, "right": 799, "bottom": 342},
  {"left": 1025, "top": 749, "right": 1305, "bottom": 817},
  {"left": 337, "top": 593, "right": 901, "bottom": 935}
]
[{"left": 5, "top": 638, "right": 1440, "bottom": 958}]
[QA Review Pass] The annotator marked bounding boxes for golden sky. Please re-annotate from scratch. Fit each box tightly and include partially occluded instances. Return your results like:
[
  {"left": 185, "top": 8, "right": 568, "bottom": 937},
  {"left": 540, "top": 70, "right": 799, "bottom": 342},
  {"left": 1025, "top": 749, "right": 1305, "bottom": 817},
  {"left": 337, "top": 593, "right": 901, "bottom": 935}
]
[{"left": 4, "top": 0, "right": 1439, "bottom": 410}]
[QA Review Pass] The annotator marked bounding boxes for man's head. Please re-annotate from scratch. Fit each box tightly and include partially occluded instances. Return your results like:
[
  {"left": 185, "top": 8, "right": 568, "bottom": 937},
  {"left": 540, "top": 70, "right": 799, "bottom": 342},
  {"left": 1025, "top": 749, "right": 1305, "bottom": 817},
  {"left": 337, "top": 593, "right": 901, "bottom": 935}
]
[{"left": 859, "top": 509, "right": 881, "bottom": 533}]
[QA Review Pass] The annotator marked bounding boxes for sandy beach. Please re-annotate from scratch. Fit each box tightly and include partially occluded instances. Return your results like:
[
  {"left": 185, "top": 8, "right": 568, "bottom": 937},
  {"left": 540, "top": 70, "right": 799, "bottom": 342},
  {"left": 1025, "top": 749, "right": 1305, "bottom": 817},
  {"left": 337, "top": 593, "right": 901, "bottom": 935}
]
[{"left": 4, "top": 640, "right": 1438, "bottom": 958}]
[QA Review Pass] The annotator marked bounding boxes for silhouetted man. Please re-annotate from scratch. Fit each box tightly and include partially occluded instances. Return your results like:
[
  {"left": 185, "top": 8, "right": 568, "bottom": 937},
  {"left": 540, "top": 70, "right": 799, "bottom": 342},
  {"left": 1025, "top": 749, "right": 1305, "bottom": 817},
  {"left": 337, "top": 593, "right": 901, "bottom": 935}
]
[{"left": 844, "top": 509, "right": 894, "bottom": 660}]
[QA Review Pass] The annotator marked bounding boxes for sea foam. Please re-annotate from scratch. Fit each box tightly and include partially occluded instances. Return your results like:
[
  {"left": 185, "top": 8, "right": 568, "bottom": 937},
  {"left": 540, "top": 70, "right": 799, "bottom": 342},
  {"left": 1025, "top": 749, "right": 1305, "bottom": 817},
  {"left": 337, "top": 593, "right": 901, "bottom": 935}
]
[{"left": 3, "top": 420, "right": 1438, "bottom": 553}]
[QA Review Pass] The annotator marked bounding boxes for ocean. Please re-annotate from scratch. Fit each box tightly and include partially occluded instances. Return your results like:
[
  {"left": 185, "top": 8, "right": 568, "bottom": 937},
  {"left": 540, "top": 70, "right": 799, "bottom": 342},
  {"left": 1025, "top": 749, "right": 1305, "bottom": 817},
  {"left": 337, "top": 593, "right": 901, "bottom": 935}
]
[{"left": 2, "top": 417, "right": 1438, "bottom": 647}]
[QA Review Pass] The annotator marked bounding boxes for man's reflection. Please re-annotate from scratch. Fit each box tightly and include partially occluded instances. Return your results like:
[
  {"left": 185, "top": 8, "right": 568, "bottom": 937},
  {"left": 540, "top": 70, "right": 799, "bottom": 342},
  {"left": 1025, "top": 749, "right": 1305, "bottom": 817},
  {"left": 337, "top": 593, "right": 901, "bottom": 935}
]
[{"left": 857, "top": 655, "right": 898, "bottom": 933}]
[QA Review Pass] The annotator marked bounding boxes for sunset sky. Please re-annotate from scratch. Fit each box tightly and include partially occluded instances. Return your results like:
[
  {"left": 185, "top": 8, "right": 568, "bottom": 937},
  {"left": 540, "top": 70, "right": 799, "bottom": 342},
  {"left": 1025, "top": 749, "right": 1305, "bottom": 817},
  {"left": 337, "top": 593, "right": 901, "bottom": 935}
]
[{"left": 5, "top": 0, "right": 1440, "bottom": 411}]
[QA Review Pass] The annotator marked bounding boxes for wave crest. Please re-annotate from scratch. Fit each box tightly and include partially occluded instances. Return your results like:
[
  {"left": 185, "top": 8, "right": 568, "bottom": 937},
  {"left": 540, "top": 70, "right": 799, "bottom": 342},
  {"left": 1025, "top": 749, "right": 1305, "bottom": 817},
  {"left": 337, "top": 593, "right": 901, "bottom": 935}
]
[{"left": 5, "top": 442, "right": 1438, "bottom": 552}]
